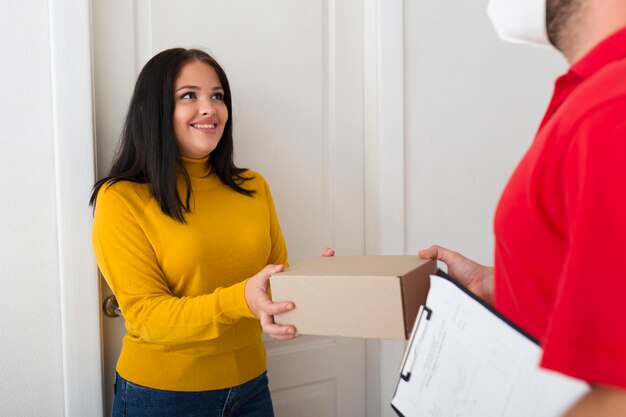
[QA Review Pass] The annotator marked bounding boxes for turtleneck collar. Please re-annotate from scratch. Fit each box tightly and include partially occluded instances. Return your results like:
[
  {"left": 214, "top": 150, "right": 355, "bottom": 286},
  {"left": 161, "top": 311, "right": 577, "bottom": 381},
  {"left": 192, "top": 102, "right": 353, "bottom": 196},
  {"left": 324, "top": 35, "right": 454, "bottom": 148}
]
[{"left": 179, "top": 155, "right": 211, "bottom": 178}]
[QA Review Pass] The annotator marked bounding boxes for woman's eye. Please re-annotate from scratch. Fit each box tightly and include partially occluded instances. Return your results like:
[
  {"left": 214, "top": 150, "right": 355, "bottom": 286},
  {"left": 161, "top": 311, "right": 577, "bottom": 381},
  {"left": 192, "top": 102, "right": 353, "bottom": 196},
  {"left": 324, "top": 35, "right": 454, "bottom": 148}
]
[
  {"left": 211, "top": 92, "right": 224, "bottom": 101},
  {"left": 180, "top": 92, "right": 196, "bottom": 99}
]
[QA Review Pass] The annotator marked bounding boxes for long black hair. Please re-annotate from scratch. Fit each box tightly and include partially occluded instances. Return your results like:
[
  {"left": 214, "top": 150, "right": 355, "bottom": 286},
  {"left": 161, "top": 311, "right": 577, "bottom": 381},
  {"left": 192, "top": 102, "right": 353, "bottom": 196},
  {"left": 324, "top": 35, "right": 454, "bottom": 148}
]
[{"left": 89, "top": 48, "right": 253, "bottom": 222}]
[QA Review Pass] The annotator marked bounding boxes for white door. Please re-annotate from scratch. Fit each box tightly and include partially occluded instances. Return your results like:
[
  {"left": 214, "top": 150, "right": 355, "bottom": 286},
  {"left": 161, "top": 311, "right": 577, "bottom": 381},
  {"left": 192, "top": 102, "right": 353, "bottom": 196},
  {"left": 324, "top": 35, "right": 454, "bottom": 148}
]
[{"left": 92, "top": 1, "right": 369, "bottom": 416}]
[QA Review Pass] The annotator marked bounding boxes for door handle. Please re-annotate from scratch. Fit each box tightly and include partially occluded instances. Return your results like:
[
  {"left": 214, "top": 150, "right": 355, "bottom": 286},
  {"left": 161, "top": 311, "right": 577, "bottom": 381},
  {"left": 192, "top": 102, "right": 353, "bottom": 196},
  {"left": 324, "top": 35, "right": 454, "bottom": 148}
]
[{"left": 102, "top": 294, "right": 122, "bottom": 318}]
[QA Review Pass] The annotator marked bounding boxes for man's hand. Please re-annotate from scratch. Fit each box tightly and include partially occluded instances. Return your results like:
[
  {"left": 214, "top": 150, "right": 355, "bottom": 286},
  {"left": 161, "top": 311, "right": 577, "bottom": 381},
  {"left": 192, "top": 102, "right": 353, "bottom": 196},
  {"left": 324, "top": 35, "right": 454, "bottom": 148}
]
[
  {"left": 419, "top": 245, "right": 495, "bottom": 304},
  {"left": 245, "top": 264, "right": 297, "bottom": 340},
  {"left": 563, "top": 385, "right": 626, "bottom": 416}
]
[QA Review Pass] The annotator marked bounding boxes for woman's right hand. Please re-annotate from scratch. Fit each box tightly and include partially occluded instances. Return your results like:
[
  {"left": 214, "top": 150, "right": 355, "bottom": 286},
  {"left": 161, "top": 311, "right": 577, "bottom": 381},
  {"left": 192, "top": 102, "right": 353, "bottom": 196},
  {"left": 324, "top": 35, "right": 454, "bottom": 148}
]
[
  {"left": 418, "top": 245, "right": 495, "bottom": 304},
  {"left": 245, "top": 264, "right": 298, "bottom": 340}
]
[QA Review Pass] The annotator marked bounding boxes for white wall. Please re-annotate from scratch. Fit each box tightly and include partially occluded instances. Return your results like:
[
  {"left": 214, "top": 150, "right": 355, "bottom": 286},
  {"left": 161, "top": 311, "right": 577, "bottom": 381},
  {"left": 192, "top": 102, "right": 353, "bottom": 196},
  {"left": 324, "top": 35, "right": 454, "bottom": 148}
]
[
  {"left": 377, "top": 3, "right": 566, "bottom": 416},
  {"left": 405, "top": 0, "right": 566, "bottom": 263},
  {"left": 0, "top": 0, "right": 65, "bottom": 415}
]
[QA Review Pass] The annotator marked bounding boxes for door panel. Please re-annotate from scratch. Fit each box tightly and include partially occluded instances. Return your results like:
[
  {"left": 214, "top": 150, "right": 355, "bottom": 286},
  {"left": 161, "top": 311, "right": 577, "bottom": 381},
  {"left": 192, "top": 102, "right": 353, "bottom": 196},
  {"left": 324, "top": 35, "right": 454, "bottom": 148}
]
[
  {"left": 271, "top": 380, "right": 337, "bottom": 417},
  {"left": 92, "top": 1, "right": 367, "bottom": 416}
]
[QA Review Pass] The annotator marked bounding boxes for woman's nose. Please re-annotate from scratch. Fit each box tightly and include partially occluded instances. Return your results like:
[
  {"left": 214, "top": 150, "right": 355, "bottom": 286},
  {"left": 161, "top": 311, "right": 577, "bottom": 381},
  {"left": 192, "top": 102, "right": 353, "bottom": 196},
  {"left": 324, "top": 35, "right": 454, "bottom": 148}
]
[{"left": 200, "top": 99, "right": 216, "bottom": 117}]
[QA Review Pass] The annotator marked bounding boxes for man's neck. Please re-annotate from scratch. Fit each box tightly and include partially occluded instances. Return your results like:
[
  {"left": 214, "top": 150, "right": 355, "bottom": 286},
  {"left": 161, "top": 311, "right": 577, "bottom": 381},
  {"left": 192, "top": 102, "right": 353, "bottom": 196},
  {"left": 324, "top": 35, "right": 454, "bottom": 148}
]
[{"left": 563, "top": 0, "right": 626, "bottom": 64}]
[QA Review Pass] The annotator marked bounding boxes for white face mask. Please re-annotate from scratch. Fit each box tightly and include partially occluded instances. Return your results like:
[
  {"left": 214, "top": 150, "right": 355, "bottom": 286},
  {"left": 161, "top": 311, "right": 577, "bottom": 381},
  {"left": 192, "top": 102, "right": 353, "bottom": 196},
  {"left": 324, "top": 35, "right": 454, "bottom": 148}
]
[{"left": 487, "top": 0, "right": 550, "bottom": 46}]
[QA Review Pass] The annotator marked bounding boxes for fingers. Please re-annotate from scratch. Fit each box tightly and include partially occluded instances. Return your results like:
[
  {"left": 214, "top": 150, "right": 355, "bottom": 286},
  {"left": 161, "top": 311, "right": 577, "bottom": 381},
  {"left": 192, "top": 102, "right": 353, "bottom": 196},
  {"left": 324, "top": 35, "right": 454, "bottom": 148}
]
[
  {"left": 247, "top": 264, "right": 284, "bottom": 293},
  {"left": 247, "top": 263, "right": 300, "bottom": 340},
  {"left": 263, "top": 323, "right": 298, "bottom": 340},
  {"left": 418, "top": 244, "right": 440, "bottom": 259},
  {"left": 260, "top": 312, "right": 298, "bottom": 340},
  {"left": 255, "top": 298, "right": 297, "bottom": 336},
  {"left": 245, "top": 264, "right": 286, "bottom": 320},
  {"left": 257, "top": 264, "right": 284, "bottom": 281},
  {"left": 418, "top": 245, "right": 459, "bottom": 263},
  {"left": 260, "top": 300, "right": 295, "bottom": 316},
  {"left": 256, "top": 264, "right": 285, "bottom": 281},
  {"left": 321, "top": 247, "right": 335, "bottom": 257}
]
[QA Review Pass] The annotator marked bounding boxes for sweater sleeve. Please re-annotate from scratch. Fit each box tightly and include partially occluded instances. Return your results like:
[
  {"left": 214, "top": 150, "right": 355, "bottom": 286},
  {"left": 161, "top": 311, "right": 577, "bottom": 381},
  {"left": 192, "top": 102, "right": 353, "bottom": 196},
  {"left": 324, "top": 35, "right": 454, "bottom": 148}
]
[
  {"left": 92, "top": 183, "right": 256, "bottom": 346},
  {"left": 261, "top": 176, "right": 289, "bottom": 267}
]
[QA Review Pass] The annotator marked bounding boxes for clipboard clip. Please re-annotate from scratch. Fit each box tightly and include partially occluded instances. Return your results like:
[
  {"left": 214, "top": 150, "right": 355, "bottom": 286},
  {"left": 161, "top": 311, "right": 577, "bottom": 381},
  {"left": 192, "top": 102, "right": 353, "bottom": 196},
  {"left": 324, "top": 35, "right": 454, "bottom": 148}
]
[{"left": 399, "top": 305, "right": 432, "bottom": 382}]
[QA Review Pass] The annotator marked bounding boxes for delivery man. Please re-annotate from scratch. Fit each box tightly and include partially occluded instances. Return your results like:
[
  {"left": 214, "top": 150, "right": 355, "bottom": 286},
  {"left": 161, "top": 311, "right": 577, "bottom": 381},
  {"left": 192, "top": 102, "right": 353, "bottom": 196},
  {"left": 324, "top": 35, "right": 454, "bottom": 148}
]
[{"left": 419, "top": 0, "right": 626, "bottom": 415}]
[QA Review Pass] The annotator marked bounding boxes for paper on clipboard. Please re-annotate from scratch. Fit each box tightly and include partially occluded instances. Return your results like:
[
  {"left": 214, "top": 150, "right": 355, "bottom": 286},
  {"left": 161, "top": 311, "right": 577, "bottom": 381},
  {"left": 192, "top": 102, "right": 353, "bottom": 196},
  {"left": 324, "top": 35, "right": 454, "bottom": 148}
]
[{"left": 391, "top": 274, "right": 589, "bottom": 417}]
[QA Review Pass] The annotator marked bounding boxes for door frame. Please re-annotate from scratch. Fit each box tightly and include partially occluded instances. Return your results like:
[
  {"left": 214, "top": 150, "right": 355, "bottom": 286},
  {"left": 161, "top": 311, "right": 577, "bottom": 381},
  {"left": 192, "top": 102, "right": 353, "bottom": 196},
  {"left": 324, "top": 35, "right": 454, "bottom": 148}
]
[
  {"left": 364, "top": 1, "right": 406, "bottom": 415},
  {"left": 50, "top": 0, "right": 103, "bottom": 416},
  {"left": 54, "top": 1, "right": 404, "bottom": 416}
]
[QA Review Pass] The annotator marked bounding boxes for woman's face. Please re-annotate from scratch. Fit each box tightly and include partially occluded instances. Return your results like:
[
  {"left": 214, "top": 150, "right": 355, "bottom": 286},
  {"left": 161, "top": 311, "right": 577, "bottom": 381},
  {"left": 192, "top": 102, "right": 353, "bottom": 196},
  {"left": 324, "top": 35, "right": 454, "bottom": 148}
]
[{"left": 173, "top": 60, "right": 228, "bottom": 159}]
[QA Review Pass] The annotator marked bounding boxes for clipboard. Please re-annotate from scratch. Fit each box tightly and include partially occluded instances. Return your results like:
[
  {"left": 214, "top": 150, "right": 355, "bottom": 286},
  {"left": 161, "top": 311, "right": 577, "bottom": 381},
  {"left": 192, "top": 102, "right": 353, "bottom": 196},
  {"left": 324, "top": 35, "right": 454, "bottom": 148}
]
[{"left": 391, "top": 270, "right": 589, "bottom": 417}]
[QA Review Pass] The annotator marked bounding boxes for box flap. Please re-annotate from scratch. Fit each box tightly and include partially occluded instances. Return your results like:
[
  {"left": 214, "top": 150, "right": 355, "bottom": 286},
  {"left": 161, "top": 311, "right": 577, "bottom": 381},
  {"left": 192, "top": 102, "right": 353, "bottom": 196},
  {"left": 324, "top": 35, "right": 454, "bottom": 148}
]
[
  {"left": 400, "top": 260, "right": 437, "bottom": 337},
  {"left": 279, "top": 255, "right": 432, "bottom": 277}
]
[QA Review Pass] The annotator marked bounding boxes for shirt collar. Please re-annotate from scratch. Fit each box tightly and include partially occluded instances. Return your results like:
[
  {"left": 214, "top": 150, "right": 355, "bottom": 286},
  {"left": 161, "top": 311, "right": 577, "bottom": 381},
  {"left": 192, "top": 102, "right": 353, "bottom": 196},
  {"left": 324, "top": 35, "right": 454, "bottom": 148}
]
[
  {"left": 569, "top": 26, "right": 626, "bottom": 80},
  {"left": 539, "top": 26, "right": 626, "bottom": 129},
  {"left": 179, "top": 155, "right": 212, "bottom": 178}
]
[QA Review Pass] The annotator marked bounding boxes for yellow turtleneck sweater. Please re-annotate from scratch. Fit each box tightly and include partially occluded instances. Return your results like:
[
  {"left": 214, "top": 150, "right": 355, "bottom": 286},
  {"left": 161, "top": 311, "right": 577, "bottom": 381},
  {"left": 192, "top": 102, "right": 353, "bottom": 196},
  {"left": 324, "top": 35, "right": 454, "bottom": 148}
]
[{"left": 92, "top": 155, "right": 288, "bottom": 391}]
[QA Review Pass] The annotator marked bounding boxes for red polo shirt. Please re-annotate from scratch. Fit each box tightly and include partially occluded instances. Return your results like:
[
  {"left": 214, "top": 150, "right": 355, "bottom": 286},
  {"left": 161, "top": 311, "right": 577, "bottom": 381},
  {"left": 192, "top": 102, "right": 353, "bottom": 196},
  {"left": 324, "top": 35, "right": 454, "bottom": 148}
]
[{"left": 494, "top": 27, "right": 626, "bottom": 389}]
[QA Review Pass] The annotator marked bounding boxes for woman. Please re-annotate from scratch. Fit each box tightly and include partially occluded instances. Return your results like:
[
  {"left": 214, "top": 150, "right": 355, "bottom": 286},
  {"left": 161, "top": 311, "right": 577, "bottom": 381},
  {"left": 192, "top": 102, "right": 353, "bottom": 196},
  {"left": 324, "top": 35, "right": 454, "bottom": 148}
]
[{"left": 91, "top": 48, "right": 297, "bottom": 417}]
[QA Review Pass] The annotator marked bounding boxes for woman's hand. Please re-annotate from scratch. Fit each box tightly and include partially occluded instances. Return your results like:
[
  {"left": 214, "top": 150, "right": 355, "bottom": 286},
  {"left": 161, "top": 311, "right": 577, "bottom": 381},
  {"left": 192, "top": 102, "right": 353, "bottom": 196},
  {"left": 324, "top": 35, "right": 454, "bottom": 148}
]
[
  {"left": 245, "top": 264, "right": 297, "bottom": 340},
  {"left": 419, "top": 245, "right": 495, "bottom": 304},
  {"left": 246, "top": 249, "right": 334, "bottom": 340}
]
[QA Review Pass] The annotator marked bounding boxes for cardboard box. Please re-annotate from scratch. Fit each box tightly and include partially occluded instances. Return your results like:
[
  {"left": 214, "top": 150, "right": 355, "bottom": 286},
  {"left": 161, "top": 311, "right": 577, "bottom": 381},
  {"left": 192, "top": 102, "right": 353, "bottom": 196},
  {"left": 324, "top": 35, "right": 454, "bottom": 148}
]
[{"left": 270, "top": 256, "right": 437, "bottom": 339}]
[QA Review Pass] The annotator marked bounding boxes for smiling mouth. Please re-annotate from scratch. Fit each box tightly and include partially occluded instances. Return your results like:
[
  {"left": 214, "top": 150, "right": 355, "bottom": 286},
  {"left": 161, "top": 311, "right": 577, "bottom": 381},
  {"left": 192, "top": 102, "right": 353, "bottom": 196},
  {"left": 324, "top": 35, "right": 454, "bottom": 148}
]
[{"left": 193, "top": 123, "right": 217, "bottom": 129}]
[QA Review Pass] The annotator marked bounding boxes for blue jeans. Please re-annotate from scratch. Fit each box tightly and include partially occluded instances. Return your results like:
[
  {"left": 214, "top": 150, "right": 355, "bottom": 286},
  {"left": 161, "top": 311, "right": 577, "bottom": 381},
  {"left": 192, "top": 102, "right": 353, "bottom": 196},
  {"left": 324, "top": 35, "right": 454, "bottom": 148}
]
[{"left": 112, "top": 371, "right": 274, "bottom": 417}]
